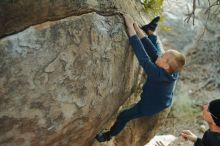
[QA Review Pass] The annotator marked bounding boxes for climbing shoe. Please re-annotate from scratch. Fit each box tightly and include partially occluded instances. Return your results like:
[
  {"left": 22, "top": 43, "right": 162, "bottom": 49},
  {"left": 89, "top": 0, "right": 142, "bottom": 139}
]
[
  {"left": 141, "top": 16, "right": 160, "bottom": 33},
  {"left": 95, "top": 131, "right": 111, "bottom": 142}
]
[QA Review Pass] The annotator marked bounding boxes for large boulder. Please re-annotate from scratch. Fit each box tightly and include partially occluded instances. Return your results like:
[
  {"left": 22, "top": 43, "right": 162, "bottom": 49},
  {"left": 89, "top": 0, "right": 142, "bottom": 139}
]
[
  {"left": 0, "top": 0, "right": 169, "bottom": 146},
  {"left": 0, "top": 0, "right": 146, "bottom": 38}
]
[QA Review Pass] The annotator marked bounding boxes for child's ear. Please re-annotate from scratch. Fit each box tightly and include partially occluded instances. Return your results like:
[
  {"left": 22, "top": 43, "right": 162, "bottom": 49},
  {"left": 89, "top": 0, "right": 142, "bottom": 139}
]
[{"left": 164, "top": 64, "right": 170, "bottom": 71}]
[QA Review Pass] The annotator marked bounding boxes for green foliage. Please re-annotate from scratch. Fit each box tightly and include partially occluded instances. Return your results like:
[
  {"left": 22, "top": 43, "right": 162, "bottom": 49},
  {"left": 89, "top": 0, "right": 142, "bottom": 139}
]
[
  {"left": 143, "top": 0, "right": 171, "bottom": 32},
  {"left": 143, "top": 0, "right": 164, "bottom": 18},
  {"left": 172, "top": 95, "right": 201, "bottom": 119}
]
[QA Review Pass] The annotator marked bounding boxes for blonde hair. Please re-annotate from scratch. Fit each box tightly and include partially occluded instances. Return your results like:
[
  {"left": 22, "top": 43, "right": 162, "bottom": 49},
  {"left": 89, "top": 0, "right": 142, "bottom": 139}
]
[{"left": 166, "top": 49, "right": 185, "bottom": 73}]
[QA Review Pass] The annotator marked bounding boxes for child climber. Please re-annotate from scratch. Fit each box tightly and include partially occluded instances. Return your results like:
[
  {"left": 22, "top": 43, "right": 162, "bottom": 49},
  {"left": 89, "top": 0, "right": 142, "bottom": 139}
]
[{"left": 96, "top": 14, "right": 186, "bottom": 142}]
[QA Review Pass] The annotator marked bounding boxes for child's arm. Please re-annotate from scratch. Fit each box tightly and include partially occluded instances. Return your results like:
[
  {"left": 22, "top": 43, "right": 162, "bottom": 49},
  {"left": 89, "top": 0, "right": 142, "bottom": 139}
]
[
  {"left": 140, "top": 37, "right": 159, "bottom": 63},
  {"left": 124, "top": 15, "right": 158, "bottom": 75},
  {"left": 129, "top": 35, "right": 158, "bottom": 75},
  {"left": 134, "top": 22, "right": 159, "bottom": 63}
]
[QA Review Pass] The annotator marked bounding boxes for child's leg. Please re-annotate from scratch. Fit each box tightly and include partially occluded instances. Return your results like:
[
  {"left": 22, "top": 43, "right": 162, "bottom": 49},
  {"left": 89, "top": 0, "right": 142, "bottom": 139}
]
[
  {"left": 109, "top": 104, "right": 143, "bottom": 136},
  {"left": 96, "top": 104, "right": 143, "bottom": 142},
  {"left": 148, "top": 34, "right": 163, "bottom": 54},
  {"left": 134, "top": 22, "right": 163, "bottom": 56}
]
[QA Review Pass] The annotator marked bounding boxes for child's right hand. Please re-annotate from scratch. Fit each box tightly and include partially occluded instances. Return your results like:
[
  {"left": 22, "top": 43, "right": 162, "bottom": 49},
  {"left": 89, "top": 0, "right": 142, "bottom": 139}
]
[
  {"left": 180, "top": 130, "right": 197, "bottom": 143},
  {"left": 134, "top": 22, "right": 145, "bottom": 38},
  {"left": 133, "top": 22, "right": 140, "bottom": 31}
]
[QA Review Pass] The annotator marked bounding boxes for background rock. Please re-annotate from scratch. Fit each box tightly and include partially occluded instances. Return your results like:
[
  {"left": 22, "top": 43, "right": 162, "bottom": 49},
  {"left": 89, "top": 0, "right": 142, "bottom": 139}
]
[{"left": 158, "top": 0, "right": 220, "bottom": 145}]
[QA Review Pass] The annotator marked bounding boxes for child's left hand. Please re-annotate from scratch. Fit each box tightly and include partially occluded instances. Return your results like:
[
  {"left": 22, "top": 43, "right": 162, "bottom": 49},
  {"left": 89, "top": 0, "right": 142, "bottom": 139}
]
[{"left": 123, "top": 14, "right": 134, "bottom": 27}]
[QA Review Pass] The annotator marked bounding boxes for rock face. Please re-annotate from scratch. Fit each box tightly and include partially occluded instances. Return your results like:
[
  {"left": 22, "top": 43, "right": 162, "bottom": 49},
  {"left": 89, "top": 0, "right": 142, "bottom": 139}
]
[
  {"left": 0, "top": 0, "right": 147, "bottom": 39},
  {"left": 0, "top": 0, "right": 169, "bottom": 146},
  {"left": 0, "top": 0, "right": 112, "bottom": 38}
]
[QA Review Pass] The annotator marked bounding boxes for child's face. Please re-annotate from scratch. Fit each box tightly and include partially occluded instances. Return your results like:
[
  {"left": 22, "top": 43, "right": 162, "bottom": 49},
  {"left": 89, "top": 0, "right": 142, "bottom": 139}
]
[{"left": 155, "top": 53, "right": 171, "bottom": 71}]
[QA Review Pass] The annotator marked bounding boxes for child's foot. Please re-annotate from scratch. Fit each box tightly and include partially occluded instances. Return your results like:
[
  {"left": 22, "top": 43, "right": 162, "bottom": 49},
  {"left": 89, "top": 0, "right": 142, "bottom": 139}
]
[
  {"left": 95, "top": 131, "right": 111, "bottom": 142},
  {"left": 141, "top": 16, "right": 160, "bottom": 34}
]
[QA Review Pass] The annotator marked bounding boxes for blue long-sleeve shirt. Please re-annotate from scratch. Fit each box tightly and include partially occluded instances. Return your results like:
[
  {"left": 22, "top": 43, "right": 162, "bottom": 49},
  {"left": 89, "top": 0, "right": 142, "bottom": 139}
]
[{"left": 129, "top": 35, "right": 179, "bottom": 116}]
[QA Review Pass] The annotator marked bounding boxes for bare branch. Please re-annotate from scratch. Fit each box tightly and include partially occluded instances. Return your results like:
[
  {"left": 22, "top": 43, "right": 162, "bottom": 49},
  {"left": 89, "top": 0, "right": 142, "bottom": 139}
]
[
  {"left": 205, "top": 0, "right": 220, "bottom": 14},
  {"left": 185, "top": 0, "right": 196, "bottom": 25},
  {"left": 186, "top": 0, "right": 220, "bottom": 25}
]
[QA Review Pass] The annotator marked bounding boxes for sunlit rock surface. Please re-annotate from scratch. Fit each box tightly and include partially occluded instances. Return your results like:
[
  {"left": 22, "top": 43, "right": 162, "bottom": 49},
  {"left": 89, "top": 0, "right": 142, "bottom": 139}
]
[{"left": 0, "top": 0, "right": 170, "bottom": 146}]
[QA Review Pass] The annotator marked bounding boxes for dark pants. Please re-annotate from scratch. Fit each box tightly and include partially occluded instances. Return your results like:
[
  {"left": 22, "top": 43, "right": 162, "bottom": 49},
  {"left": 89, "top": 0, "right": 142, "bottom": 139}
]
[
  {"left": 109, "top": 35, "right": 160, "bottom": 137},
  {"left": 109, "top": 104, "right": 144, "bottom": 136}
]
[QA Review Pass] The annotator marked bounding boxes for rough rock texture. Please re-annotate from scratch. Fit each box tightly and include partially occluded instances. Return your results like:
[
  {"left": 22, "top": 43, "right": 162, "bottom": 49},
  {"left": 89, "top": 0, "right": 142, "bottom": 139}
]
[
  {"left": 0, "top": 0, "right": 147, "bottom": 38},
  {"left": 0, "top": 0, "right": 169, "bottom": 146},
  {"left": 0, "top": 12, "right": 131, "bottom": 146}
]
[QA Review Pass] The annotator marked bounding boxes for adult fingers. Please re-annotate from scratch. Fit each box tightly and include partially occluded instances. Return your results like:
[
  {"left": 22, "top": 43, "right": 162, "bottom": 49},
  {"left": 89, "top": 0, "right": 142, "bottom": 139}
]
[{"left": 155, "top": 141, "right": 165, "bottom": 146}]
